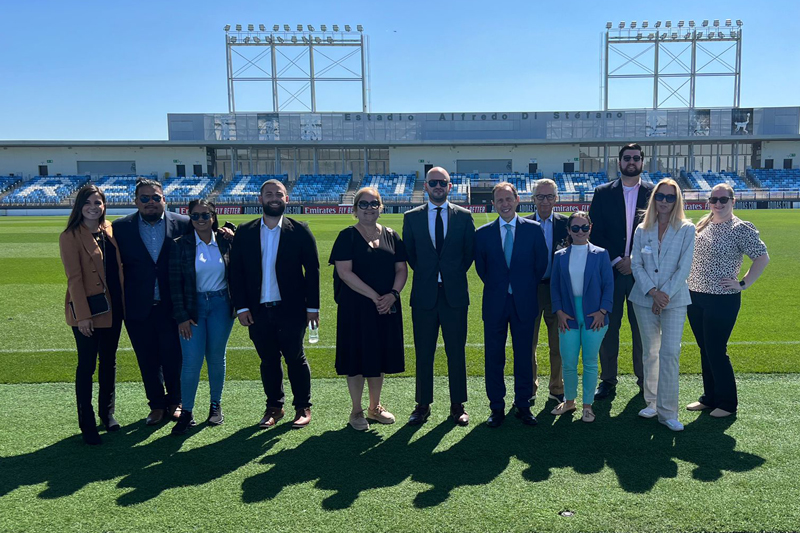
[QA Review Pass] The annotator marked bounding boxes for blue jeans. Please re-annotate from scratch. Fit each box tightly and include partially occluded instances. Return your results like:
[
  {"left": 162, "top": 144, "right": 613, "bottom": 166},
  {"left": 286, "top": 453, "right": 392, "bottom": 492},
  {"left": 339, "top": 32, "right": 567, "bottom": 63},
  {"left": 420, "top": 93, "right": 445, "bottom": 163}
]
[
  {"left": 179, "top": 290, "right": 234, "bottom": 412},
  {"left": 559, "top": 296, "right": 608, "bottom": 405}
]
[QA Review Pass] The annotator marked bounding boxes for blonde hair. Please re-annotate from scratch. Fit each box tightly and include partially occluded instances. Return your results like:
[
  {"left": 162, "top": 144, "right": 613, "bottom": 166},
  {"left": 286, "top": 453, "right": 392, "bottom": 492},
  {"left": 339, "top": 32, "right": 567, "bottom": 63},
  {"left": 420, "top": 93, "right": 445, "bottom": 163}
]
[
  {"left": 696, "top": 183, "right": 735, "bottom": 233},
  {"left": 640, "top": 178, "right": 687, "bottom": 230},
  {"left": 352, "top": 186, "right": 382, "bottom": 219}
]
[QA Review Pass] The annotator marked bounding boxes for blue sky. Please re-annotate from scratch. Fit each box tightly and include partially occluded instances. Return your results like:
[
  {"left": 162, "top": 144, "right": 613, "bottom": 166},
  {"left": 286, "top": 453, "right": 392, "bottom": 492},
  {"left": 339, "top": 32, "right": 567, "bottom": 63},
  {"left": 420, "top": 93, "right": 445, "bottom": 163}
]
[{"left": 1, "top": 0, "right": 798, "bottom": 140}]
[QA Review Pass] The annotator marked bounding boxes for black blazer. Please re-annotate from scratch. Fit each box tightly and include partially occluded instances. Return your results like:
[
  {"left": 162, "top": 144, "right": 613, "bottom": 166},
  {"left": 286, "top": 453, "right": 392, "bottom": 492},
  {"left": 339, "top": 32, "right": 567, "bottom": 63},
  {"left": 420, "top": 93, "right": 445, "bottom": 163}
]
[
  {"left": 112, "top": 211, "right": 191, "bottom": 321},
  {"left": 402, "top": 203, "right": 475, "bottom": 310},
  {"left": 229, "top": 216, "right": 320, "bottom": 325},
  {"left": 524, "top": 211, "right": 569, "bottom": 276},
  {"left": 588, "top": 178, "right": 654, "bottom": 262},
  {"left": 169, "top": 232, "right": 234, "bottom": 324}
]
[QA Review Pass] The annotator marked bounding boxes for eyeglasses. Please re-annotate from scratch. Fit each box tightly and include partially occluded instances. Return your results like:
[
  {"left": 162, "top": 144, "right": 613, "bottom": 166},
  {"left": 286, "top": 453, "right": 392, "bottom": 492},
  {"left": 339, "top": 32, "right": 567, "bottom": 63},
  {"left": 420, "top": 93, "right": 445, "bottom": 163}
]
[
  {"left": 708, "top": 196, "right": 733, "bottom": 204},
  {"left": 139, "top": 194, "right": 163, "bottom": 203},
  {"left": 357, "top": 200, "right": 381, "bottom": 210},
  {"left": 190, "top": 212, "right": 212, "bottom": 221},
  {"left": 535, "top": 194, "right": 556, "bottom": 201},
  {"left": 428, "top": 179, "right": 449, "bottom": 188},
  {"left": 622, "top": 155, "right": 642, "bottom": 162},
  {"left": 654, "top": 193, "right": 677, "bottom": 203},
  {"left": 570, "top": 224, "right": 591, "bottom": 233}
]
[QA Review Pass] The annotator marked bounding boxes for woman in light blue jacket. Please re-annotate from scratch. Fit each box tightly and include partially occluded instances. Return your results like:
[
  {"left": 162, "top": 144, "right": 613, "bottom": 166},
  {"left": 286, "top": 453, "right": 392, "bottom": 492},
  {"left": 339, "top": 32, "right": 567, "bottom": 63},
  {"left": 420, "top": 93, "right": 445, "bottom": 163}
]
[
  {"left": 550, "top": 212, "right": 614, "bottom": 423},
  {"left": 631, "top": 178, "right": 695, "bottom": 432}
]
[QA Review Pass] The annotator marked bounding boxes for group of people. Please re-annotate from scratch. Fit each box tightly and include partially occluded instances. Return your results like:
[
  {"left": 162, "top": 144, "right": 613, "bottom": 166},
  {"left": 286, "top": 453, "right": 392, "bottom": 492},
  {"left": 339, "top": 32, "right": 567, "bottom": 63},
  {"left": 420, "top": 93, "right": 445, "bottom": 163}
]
[{"left": 59, "top": 142, "right": 769, "bottom": 445}]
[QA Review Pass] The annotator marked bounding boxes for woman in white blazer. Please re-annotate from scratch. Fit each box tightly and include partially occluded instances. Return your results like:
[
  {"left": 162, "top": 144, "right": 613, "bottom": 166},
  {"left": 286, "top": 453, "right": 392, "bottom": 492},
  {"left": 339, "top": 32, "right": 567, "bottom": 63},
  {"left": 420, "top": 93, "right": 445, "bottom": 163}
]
[{"left": 631, "top": 178, "right": 695, "bottom": 431}]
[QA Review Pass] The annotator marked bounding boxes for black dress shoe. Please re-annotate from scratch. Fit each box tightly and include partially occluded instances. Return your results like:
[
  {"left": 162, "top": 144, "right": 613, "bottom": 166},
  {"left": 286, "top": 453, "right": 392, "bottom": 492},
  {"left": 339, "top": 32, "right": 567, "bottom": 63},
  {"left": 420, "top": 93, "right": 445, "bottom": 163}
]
[
  {"left": 594, "top": 382, "right": 616, "bottom": 400},
  {"left": 514, "top": 405, "right": 538, "bottom": 426},
  {"left": 81, "top": 429, "right": 102, "bottom": 446},
  {"left": 486, "top": 409, "right": 506, "bottom": 428},
  {"left": 171, "top": 410, "right": 196, "bottom": 436},
  {"left": 408, "top": 404, "right": 431, "bottom": 425},
  {"left": 100, "top": 415, "right": 121, "bottom": 432}
]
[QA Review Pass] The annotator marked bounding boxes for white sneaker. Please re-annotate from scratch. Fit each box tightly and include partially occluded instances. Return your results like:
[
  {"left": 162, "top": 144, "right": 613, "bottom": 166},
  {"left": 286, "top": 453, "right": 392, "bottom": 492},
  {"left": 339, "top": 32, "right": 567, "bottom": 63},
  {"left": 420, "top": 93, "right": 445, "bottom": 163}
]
[
  {"left": 638, "top": 406, "right": 658, "bottom": 419},
  {"left": 660, "top": 419, "right": 684, "bottom": 432}
]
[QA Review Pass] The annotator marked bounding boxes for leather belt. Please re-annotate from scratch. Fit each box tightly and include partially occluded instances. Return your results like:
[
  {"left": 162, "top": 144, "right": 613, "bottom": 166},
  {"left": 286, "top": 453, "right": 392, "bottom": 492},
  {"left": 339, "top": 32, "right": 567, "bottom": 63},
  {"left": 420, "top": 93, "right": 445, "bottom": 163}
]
[{"left": 262, "top": 301, "right": 281, "bottom": 308}]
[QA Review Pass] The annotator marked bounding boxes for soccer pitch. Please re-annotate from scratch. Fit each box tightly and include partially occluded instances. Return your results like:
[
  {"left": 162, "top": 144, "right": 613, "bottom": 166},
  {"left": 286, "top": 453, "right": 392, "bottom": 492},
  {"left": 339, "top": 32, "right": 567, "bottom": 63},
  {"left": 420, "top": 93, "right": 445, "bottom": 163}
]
[{"left": 0, "top": 210, "right": 799, "bottom": 533}]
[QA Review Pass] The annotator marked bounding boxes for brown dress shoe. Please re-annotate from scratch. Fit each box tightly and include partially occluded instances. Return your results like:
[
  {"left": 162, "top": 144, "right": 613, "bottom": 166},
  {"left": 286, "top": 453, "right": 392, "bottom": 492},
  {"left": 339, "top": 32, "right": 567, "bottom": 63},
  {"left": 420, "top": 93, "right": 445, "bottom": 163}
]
[
  {"left": 259, "top": 407, "right": 285, "bottom": 429},
  {"left": 167, "top": 404, "right": 182, "bottom": 421},
  {"left": 292, "top": 407, "right": 312, "bottom": 429},
  {"left": 145, "top": 408, "right": 165, "bottom": 426},
  {"left": 450, "top": 404, "right": 469, "bottom": 426}
]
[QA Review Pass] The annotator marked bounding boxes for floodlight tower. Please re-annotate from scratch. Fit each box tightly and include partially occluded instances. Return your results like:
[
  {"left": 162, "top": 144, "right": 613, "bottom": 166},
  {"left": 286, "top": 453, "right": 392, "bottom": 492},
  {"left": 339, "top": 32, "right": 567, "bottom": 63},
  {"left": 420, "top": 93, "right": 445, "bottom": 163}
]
[
  {"left": 224, "top": 23, "right": 369, "bottom": 112},
  {"left": 602, "top": 19, "right": 743, "bottom": 109}
]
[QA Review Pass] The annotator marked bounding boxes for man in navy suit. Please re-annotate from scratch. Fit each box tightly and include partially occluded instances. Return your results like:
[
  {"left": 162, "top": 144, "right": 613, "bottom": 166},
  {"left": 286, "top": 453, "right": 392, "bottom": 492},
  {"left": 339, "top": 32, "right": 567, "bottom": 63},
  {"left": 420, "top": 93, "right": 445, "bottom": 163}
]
[{"left": 475, "top": 182, "right": 548, "bottom": 427}]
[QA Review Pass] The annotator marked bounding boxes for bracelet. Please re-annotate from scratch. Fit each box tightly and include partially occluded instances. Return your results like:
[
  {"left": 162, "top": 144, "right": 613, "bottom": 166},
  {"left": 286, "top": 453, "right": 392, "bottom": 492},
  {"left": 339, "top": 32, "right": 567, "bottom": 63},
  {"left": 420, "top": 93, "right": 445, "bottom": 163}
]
[{"left": 390, "top": 289, "right": 400, "bottom": 301}]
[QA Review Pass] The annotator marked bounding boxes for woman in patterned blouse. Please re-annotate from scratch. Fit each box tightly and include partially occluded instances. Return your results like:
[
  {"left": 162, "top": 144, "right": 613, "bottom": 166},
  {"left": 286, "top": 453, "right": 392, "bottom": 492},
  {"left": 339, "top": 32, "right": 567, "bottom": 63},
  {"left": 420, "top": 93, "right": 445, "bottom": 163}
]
[{"left": 686, "top": 183, "right": 770, "bottom": 418}]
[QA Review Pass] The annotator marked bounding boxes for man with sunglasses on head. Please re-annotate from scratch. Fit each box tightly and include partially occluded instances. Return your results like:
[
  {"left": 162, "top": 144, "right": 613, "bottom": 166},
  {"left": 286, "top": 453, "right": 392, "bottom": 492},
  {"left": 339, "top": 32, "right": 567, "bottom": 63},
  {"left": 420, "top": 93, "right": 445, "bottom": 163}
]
[
  {"left": 229, "top": 179, "right": 320, "bottom": 430},
  {"left": 402, "top": 167, "right": 475, "bottom": 426},
  {"left": 113, "top": 178, "right": 192, "bottom": 425},
  {"left": 588, "top": 143, "right": 655, "bottom": 400},
  {"left": 524, "top": 179, "right": 568, "bottom": 405}
]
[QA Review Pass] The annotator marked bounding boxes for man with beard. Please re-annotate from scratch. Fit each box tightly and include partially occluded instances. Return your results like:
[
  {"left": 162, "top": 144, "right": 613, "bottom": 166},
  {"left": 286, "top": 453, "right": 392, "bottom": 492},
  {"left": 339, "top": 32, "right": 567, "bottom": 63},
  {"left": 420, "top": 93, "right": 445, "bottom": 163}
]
[
  {"left": 113, "top": 178, "right": 191, "bottom": 425},
  {"left": 229, "top": 179, "right": 320, "bottom": 429},
  {"left": 402, "top": 167, "right": 475, "bottom": 426},
  {"left": 588, "top": 143, "right": 655, "bottom": 400}
]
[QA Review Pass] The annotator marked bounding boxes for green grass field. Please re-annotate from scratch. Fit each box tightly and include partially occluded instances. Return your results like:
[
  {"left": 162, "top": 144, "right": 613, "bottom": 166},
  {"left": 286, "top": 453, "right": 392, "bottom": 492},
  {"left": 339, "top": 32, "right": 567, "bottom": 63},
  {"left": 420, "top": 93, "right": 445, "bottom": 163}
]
[{"left": 1, "top": 211, "right": 799, "bottom": 533}]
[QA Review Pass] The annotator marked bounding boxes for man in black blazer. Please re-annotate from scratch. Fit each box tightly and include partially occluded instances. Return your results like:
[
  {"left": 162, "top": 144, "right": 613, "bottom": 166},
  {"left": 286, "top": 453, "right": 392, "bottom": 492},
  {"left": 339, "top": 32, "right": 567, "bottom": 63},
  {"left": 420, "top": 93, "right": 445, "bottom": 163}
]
[
  {"left": 524, "top": 178, "right": 568, "bottom": 404},
  {"left": 229, "top": 179, "right": 320, "bottom": 430},
  {"left": 588, "top": 142, "right": 655, "bottom": 399},
  {"left": 402, "top": 167, "right": 475, "bottom": 426},
  {"left": 113, "top": 178, "right": 191, "bottom": 425}
]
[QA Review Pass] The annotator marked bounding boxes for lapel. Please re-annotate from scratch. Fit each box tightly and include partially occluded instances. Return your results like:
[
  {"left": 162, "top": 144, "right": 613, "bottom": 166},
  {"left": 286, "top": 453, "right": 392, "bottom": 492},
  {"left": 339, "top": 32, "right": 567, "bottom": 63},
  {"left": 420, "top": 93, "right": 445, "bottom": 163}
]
[
  {"left": 157, "top": 213, "right": 177, "bottom": 264},
  {"left": 636, "top": 182, "right": 652, "bottom": 211},
  {"left": 561, "top": 246, "right": 574, "bottom": 291},
  {"left": 583, "top": 245, "right": 598, "bottom": 297},
  {"left": 440, "top": 203, "right": 457, "bottom": 254},
  {"left": 510, "top": 216, "right": 525, "bottom": 267},
  {"left": 129, "top": 213, "right": 151, "bottom": 259},
  {"left": 276, "top": 216, "right": 291, "bottom": 264},
  {"left": 78, "top": 224, "right": 105, "bottom": 281},
  {"left": 657, "top": 224, "right": 677, "bottom": 265},
  {"left": 612, "top": 179, "right": 626, "bottom": 220},
  {"left": 420, "top": 204, "right": 437, "bottom": 254},
  {"left": 490, "top": 218, "right": 508, "bottom": 271}
]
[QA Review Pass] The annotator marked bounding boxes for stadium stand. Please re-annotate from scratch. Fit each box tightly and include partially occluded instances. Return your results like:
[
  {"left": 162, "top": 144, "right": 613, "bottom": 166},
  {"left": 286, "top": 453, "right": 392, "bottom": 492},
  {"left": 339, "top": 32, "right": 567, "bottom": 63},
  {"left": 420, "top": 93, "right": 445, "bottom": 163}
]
[
  {"left": 490, "top": 173, "right": 543, "bottom": 201},
  {"left": 640, "top": 171, "right": 673, "bottom": 185},
  {"left": 217, "top": 174, "right": 288, "bottom": 204},
  {"left": 747, "top": 168, "right": 800, "bottom": 190},
  {"left": 553, "top": 172, "right": 607, "bottom": 194},
  {"left": 447, "top": 173, "right": 474, "bottom": 203},
  {"left": 161, "top": 176, "right": 218, "bottom": 204},
  {"left": 291, "top": 174, "right": 352, "bottom": 203},
  {"left": 1, "top": 176, "right": 89, "bottom": 205},
  {"left": 0, "top": 176, "right": 22, "bottom": 195},
  {"left": 681, "top": 170, "right": 750, "bottom": 191},
  {"left": 359, "top": 174, "right": 415, "bottom": 203},
  {"left": 94, "top": 175, "right": 144, "bottom": 204}
]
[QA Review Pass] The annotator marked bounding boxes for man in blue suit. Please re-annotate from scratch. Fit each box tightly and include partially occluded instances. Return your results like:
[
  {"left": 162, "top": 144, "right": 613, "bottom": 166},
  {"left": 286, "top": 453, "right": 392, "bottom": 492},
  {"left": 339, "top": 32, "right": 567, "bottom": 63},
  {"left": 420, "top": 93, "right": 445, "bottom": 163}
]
[{"left": 475, "top": 182, "right": 548, "bottom": 427}]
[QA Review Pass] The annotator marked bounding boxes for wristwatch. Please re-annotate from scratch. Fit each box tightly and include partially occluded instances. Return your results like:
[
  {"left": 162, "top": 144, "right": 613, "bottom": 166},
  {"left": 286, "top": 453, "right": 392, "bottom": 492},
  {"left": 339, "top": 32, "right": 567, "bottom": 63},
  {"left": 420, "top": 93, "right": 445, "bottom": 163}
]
[
  {"left": 390, "top": 289, "right": 400, "bottom": 301},
  {"left": 739, "top": 279, "right": 746, "bottom": 290},
  {"left": 600, "top": 309, "right": 608, "bottom": 316}
]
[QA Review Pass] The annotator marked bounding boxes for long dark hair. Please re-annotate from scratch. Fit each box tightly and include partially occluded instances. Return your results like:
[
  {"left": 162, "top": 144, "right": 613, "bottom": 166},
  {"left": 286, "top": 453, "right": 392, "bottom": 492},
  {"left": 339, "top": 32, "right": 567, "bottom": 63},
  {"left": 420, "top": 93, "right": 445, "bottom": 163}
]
[
  {"left": 557, "top": 211, "right": 592, "bottom": 249},
  {"left": 64, "top": 185, "right": 107, "bottom": 234},
  {"left": 188, "top": 198, "right": 219, "bottom": 231}
]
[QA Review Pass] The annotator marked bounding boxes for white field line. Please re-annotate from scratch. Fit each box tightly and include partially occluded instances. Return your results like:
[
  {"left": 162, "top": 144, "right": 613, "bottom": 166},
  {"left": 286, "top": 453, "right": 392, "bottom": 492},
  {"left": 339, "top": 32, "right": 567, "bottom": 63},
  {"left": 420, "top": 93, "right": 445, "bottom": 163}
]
[{"left": 1, "top": 340, "right": 799, "bottom": 354}]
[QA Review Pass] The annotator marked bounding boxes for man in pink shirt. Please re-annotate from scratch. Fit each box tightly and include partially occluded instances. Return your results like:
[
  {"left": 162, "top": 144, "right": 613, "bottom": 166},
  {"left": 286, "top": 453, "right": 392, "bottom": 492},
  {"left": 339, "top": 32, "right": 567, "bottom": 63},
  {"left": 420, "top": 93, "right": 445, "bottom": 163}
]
[{"left": 588, "top": 143, "right": 655, "bottom": 400}]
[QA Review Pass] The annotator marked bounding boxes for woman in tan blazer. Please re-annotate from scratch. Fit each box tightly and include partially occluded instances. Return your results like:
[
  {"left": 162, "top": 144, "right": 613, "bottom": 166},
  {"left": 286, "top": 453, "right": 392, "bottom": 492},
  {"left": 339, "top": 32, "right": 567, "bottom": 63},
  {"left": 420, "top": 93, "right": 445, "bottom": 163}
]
[{"left": 59, "top": 185, "right": 125, "bottom": 445}]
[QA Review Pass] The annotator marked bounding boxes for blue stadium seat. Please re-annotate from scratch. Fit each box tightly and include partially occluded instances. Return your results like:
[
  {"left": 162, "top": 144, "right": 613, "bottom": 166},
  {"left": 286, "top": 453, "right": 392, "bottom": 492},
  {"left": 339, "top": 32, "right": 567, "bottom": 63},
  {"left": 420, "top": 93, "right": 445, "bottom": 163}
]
[
  {"left": 360, "top": 174, "right": 416, "bottom": 203},
  {"left": 1, "top": 176, "right": 89, "bottom": 205},
  {"left": 217, "top": 175, "right": 288, "bottom": 204},
  {"left": 747, "top": 168, "right": 800, "bottom": 191},
  {"left": 681, "top": 171, "right": 750, "bottom": 191},
  {"left": 292, "top": 174, "right": 352, "bottom": 203}
]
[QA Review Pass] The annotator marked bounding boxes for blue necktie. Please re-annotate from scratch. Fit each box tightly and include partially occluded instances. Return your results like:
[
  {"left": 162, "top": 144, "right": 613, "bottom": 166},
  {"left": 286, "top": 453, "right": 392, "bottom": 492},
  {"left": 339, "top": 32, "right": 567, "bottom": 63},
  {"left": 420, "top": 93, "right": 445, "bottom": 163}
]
[{"left": 504, "top": 223, "right": 513, "bottom": 294}]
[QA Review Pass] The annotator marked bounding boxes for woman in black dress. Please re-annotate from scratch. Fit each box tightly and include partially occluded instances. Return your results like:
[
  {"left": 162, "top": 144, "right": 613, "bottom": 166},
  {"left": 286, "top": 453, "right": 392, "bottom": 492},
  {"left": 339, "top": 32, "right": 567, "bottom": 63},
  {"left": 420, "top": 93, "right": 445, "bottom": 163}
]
[{"left": 330, "top": 187, "right": 408, "bottom": 430}]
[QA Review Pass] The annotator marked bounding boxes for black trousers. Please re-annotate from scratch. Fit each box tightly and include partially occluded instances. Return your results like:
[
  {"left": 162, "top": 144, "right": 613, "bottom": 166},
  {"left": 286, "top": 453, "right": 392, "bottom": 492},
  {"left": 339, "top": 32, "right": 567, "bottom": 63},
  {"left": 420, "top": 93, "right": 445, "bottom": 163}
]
[
  {"left": 248, "top": 304, "right": 311, "bottom": 409},
  {"left": 125, "top": 302, "right": 182, "bottom": 410},
  {"left": 599, "top": 271, "right": 644, "bottom": 386},
  {"left": 411, "top": 285, "right": 468, "bottom": 406},
  {"left": 72, "top": 319, "right": 122, "bottom": 431},
  {"left": 687, "top": 290, "right": 741, "bottom": 413}
]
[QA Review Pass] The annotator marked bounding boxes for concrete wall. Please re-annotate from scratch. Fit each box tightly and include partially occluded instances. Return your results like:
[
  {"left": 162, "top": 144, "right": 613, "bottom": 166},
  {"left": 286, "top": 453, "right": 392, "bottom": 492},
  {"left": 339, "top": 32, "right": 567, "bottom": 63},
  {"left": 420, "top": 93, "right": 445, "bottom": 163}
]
[
  {"left": 760, "top": 141, "right": 800, "bottom": 169},
  {"left": 388, "top": 145, "right": 581, "bottom": 177},
  {"left": 0, "top": 146, "right": 208, "bottom": 178}
]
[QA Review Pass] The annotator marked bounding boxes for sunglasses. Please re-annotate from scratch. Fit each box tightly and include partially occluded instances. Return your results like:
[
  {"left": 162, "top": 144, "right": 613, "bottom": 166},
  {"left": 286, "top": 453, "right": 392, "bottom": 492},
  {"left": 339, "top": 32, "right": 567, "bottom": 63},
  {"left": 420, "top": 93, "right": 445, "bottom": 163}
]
[
  {"left": 570, "top": 224, "right": 591, "bottom": 233},
  {"left": 190, "top": 212, "right": 213, "bottom": 221},
  {"left": 139, "top": 194, "right": 163, "bottom": 203},
  {"left": 654, "top": 193, "right": 677, "bottom": 203},
  {"left": 357, "top": 200, "right": 381, "bottom": 210},
  {"left": 622, "top": 155, "right": 642, "bottom": 162},
  {"left": 428, "top": 179, "right": 449, "bottom": 188},
  {"left": 708, "top": 196, "right": 733, "bottom": 205},
  {"left": 535, "top": 194, "right": 556, "bottom": 201}
]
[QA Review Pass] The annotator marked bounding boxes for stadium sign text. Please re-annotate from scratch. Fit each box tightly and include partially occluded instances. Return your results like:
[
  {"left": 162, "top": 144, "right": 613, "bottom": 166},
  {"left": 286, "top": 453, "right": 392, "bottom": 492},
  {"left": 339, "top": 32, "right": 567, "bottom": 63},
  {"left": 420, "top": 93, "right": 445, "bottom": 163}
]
[
  {"left": 435, "top": 112, "right": 626, "bottom": 121},
  {"left": 344, "top": 113, "right": 415, "bottom": 121}
]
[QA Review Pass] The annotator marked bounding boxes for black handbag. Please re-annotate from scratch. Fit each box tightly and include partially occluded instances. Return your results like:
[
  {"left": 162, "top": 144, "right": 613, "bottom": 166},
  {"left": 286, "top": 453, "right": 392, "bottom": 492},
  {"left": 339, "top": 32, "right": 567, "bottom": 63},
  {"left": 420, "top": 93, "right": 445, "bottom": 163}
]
[{"left": 69, "top": 232, "right": 111, "bottom": 320}]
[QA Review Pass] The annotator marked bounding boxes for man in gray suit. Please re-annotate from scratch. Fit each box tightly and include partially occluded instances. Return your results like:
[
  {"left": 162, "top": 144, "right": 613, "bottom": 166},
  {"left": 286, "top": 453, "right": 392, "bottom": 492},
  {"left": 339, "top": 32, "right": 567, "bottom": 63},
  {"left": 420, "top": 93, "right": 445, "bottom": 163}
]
[{"left": 403, "top": 167, "right": 475, "bottom": 426}]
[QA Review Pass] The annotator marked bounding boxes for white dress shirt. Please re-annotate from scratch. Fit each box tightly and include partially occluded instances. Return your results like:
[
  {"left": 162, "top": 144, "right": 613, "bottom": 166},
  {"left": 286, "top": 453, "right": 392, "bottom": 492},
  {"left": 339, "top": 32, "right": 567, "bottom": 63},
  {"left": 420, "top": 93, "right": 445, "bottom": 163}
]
[
  {"left": 260, "top": 216, "right": 283, "bottom": 304},
  {"left": 499, "top": 215, "right": 517, "bottom": 253},
  {"left": 194, "top": 231, "right": 227, "bottom": 292},
  {"left": 428, "top": 200, "right": 449, "bottom": 282}
]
